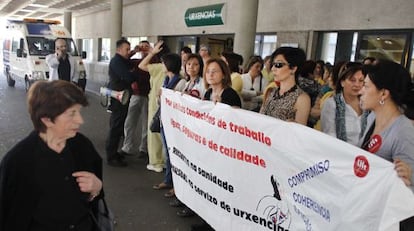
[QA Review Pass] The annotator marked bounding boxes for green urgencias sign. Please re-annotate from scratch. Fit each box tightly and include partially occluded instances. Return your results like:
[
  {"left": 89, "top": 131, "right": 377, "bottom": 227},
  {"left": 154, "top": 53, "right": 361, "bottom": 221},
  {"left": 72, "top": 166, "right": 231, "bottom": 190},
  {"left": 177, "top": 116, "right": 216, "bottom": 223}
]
[{"left": 185, "top": 3, "right": 225, "bottom": 27}]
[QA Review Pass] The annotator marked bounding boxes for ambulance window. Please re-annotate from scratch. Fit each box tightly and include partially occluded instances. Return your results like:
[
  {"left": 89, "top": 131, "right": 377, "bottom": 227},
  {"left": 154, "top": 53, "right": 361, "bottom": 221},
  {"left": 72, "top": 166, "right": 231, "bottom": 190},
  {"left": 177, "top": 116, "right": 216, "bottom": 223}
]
[
  {"left": 27, "top": 37, "right": 55, "bottom": 56},
  {"left": 11, "top": 38, "right": 19, "bottom": 52},
  {"left": 3, "top": 39, "right": 11, "bottom": 51}
]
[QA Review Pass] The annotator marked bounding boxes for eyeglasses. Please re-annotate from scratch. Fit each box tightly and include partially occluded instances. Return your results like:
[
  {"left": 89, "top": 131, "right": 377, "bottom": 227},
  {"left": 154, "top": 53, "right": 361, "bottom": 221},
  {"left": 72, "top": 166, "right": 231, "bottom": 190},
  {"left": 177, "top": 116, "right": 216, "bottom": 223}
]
[{"left": 271, "top": 62, "right": 290, "bottom": 68}]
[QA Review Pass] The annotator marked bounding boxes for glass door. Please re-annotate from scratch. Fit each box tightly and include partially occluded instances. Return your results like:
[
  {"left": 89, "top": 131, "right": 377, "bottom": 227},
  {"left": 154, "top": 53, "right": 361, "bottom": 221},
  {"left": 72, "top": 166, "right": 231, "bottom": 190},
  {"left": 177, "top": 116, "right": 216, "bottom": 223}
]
[{"left": 356, "top": 31, "right": 411, "bottom": 66}]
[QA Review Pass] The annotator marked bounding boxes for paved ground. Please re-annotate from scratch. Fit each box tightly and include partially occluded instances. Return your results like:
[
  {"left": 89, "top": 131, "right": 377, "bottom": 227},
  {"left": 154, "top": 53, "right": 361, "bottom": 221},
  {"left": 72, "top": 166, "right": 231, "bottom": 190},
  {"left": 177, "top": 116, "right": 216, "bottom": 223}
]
[{"left": 0, "top": 76, "right": 205, "bottom": 231}]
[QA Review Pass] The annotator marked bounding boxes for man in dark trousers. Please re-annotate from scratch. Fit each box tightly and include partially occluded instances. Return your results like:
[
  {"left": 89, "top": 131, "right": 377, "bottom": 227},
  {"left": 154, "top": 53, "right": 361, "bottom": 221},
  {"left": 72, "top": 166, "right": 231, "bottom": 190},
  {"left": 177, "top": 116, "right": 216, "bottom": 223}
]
[
  {"left": 120, "top": 41, "right": 151, "bottom": 158},
  {"left": 105, "top": 39, "right": 137, "bottom": 167}
]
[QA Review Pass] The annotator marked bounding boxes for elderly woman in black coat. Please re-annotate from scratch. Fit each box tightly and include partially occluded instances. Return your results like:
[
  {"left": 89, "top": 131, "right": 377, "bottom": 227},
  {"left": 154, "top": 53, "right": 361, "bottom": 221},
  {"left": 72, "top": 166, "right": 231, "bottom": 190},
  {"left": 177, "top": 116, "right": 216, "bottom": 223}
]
[{"left": 0, "top": 80, "right": 103, "bottom": 231}]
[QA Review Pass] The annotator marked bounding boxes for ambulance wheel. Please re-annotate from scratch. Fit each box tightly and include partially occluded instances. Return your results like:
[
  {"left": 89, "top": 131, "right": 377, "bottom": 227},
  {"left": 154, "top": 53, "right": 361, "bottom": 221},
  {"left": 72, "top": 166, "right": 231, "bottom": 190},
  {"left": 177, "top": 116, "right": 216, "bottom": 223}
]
[
  {"left": 6, "top": 70, "right": 15, "bottom": 87},
  {"left": 25, "top": 78, "right": 31, "bottom": 92}
]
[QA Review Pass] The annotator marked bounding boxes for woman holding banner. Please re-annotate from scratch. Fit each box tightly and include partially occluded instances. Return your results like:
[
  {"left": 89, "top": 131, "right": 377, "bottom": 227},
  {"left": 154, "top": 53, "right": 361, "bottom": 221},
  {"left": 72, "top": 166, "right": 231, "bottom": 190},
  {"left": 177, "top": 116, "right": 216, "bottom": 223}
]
[
  {"left": 203, "top": 58, "right": 242, "bottom": 108},
  {"left": 358, "top": 60, "right": 414, "bottom": 230},
  {"left": 185, "top": 58, "right": 241, "bottom": 230},
  {"left": 259, "top": 47, "right": 311, "bottom": 125},
  {"left": 172, "top": 54, "right": 207, "bottom": 217}
]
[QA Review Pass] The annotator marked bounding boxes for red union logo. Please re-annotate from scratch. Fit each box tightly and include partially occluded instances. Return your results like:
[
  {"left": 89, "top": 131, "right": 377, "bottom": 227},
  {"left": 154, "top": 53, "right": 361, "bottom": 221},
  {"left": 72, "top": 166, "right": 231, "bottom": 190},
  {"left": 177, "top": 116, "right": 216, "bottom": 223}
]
[
  {"left": 368, "top": 134, "right": 382, "bottom": 153},
  {"left": 354, "top": 155, "right": 370, "bottom": 178}
]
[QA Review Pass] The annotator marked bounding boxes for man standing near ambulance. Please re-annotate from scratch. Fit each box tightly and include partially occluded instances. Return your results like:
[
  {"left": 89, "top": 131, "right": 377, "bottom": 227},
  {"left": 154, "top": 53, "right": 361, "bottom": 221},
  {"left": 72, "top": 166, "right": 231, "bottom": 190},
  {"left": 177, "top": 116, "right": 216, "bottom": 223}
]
[{"left": 46, "top": 38, "right": 86, "bottom": 90}]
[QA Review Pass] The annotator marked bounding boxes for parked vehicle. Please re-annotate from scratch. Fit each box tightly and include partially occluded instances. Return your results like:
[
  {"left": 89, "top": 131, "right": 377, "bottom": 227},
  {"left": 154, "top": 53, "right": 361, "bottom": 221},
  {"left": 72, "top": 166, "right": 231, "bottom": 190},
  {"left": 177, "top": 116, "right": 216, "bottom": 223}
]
[{"left": 2, "top": 18, "right": 86, "bottom": 90}]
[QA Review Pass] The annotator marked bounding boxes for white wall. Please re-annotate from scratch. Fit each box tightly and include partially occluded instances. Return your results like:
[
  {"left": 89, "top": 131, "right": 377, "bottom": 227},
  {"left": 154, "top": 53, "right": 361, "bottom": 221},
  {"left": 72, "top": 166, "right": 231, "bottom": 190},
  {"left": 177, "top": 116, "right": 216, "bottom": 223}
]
[
  {"left": 75, "top": 10, "right": 111, "bottom": 38},
  {"left": 73, "top": 0, "right": 414, "bottom": 85},
  {"left": 257, "top": 0, "right": 414, "bottom": 32},
  {"left": 75, "top": 0, "right": 414, "bottom": 39},
  {"left": 76, "top": 0, "right": 258, "bottom": 38}
]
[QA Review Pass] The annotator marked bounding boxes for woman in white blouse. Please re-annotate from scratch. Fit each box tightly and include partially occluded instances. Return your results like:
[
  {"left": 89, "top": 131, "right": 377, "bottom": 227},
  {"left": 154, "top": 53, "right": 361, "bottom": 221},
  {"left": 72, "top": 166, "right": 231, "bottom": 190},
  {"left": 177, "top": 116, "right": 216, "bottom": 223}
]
[
  {"left": 321, "top": 63, "right": 366, "bottom": 145},
  {"left": 241, "top": 56, "right": 268, "bottom": 111}
]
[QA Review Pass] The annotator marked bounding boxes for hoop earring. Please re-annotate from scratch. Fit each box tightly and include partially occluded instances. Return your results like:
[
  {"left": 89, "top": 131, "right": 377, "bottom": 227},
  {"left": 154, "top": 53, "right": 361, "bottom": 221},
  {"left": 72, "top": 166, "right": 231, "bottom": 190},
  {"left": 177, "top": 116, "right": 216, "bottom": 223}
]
[{"left": 379, "top": 100, "right": 385, "bottom": 105}]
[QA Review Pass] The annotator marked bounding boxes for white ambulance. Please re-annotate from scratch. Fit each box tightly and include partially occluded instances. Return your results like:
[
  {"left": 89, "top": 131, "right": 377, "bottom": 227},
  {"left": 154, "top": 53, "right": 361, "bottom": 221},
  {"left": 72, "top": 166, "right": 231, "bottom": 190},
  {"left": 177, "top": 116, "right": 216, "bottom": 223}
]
[{"left": 2, "top": 18, "right": 86, "bottom": 91}]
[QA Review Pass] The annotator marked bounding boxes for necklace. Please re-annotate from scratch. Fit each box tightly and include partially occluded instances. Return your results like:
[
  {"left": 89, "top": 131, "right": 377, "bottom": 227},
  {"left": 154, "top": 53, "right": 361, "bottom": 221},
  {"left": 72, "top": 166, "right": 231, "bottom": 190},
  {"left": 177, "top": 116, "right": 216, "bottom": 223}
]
[{"left": 211, "top": 88, "right": 224, "bottom": 103}]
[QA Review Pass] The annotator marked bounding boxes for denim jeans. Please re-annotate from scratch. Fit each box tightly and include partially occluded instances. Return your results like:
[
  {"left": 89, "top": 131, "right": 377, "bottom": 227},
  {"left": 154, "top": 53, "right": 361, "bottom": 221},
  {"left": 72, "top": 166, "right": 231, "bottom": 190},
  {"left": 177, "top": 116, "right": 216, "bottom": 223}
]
[{"left": 160, "top": 125, "right": 172, "bottom": 186}]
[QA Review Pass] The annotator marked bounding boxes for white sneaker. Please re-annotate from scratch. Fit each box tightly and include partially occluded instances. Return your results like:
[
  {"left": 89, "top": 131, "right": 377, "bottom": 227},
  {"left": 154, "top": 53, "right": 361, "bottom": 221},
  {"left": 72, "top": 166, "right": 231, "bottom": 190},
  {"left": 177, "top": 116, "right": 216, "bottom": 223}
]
[{"left": 146, "top": 164, "right": 163, "bottom": 173}]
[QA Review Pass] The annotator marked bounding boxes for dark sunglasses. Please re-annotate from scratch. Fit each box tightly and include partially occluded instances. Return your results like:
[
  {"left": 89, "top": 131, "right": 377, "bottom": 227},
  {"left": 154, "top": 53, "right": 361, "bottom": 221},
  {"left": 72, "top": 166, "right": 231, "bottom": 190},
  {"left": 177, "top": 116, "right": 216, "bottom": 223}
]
[{"left": 271, "top": 62, "right": 290, "bottom": 68}]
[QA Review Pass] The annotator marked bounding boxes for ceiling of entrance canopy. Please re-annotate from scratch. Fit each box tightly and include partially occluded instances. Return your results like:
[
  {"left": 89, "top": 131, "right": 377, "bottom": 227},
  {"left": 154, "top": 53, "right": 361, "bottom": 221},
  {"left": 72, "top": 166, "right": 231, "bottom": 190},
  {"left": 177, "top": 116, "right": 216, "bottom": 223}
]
[{"left": 0, "top": 0, "right": 148, "bottom": 20}]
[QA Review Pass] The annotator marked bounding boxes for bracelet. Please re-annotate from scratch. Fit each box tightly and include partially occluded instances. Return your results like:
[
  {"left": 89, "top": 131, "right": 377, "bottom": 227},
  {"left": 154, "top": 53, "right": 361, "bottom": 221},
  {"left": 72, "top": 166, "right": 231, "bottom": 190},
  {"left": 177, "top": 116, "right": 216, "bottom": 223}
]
[{"left": 89, "top": 191, "right": 100, "bottom": 201}]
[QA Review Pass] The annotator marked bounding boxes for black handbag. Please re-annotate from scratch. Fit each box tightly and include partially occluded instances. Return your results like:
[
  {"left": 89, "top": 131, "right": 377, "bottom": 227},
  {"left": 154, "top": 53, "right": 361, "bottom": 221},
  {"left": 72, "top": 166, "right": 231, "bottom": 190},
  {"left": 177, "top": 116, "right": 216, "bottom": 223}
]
[
  {"left": 90, "top": 198, "right": 115, "bottom": 231},
  {"left": 150, "top": 107, "right": 161, "bottom": 133}
]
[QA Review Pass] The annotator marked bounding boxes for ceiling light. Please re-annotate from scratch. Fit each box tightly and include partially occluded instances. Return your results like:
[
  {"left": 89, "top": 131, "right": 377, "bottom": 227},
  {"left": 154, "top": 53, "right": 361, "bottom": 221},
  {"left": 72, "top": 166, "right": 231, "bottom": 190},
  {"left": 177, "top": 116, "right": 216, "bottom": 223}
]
[
  {"left": 19, "top": 9, "right": 34, "bottom": 13},
  {"left": 28, "top": 4, "right": 48, "bottom": 8}
]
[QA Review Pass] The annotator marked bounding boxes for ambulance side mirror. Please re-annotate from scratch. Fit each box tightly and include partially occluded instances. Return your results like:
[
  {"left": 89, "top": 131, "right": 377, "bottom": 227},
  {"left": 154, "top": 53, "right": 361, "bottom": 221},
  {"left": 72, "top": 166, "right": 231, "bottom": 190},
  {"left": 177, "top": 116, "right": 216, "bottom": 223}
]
[{"left": 16, "top": 49, "right": 23, "bottom": 57}]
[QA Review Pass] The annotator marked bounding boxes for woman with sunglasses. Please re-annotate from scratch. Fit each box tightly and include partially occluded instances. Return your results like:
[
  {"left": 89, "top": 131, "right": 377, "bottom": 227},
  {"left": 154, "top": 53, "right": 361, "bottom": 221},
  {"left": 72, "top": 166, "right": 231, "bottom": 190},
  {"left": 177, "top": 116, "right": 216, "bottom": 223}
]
[
  {"left": 260, "top": 47, "right": 311, "bottom": 125},
  {"left": 358, "top": 60, "right": 414, "bottom": 230}
]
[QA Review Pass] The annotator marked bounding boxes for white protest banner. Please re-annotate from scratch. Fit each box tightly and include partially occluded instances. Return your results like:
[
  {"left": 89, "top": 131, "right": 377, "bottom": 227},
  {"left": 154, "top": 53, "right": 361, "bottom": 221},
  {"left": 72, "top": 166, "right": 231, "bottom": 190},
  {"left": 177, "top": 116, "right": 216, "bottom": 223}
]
[{"left": 161, "top": 88, "right": 414, "bottom": 231}]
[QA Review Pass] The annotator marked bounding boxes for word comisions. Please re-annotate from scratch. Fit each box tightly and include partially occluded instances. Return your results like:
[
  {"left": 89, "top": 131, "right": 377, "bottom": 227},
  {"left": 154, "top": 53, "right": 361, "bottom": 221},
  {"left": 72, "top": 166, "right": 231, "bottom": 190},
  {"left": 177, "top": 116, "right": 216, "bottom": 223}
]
[{"left": 293, "top": 205, "right": 312, "bottom": 231}]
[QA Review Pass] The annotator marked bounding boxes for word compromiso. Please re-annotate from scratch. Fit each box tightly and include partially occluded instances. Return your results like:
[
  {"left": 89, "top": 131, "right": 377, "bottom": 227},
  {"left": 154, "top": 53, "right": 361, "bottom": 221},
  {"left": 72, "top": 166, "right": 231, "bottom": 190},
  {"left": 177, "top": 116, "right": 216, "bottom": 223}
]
[{"left": 287, "top": 160, "right": 330, "bottom": 188}]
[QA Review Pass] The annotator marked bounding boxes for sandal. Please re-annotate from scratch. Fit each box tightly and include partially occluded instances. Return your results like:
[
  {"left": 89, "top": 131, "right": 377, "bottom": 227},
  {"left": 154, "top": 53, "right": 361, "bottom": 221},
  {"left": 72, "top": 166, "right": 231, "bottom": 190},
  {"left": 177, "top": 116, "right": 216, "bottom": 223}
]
[
  {"left": 152, "top": 182, "right": 172, "bottom": 190},
  {"left": 164, "top": 188, "right": 175, "bottom": 198}
]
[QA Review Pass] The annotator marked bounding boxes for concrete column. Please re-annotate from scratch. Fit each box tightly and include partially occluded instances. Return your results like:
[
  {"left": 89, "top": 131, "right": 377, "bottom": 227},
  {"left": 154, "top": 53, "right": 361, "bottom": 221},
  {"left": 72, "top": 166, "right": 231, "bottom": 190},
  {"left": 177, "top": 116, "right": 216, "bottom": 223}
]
[
  {"left": 306, "top": 31, "right": 318, "bottom": 60},
  {"left": 335, "top": 32, "right": 354, "bottom": 63},
  {"left": 63, "top": 11, "right": 72, "bottom": 33},
  {"left": 97, "top": 38, "right": 103, "bottom": 61},
  {"left": 232, "top": 0, "right": 258, "bottom": 65},
  {"left": 76, "top": 38, "right": 82, "bottom": 52},
  {"left": 110, "top": 0, "right": 123, "bottom": 56}
]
